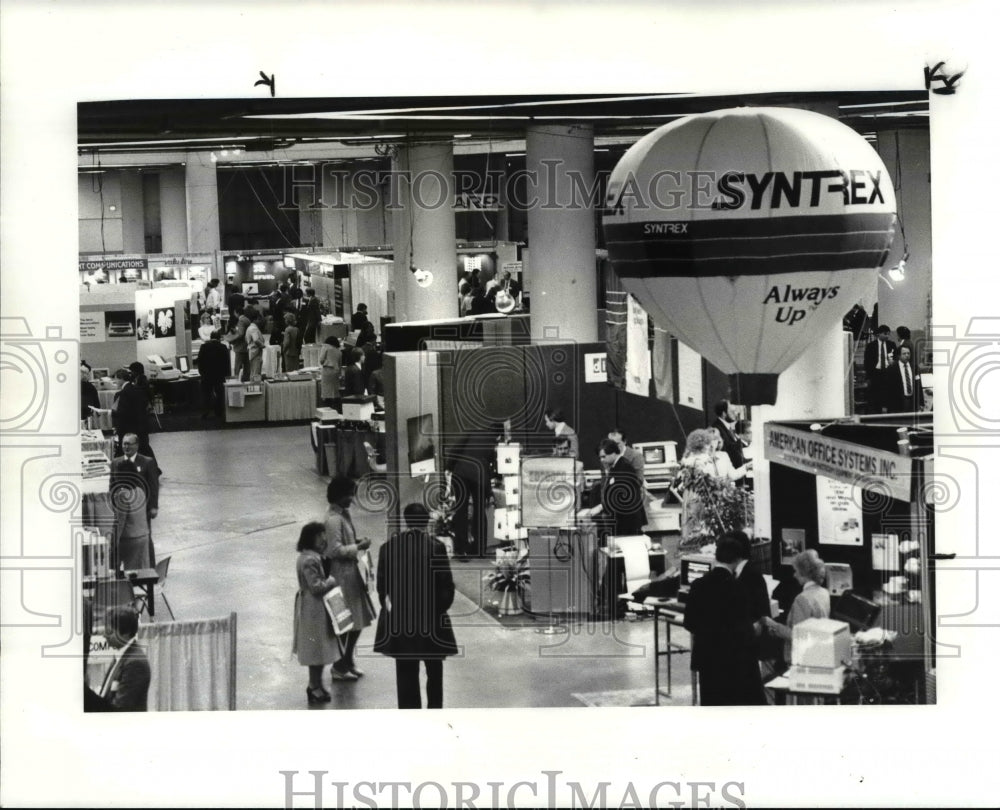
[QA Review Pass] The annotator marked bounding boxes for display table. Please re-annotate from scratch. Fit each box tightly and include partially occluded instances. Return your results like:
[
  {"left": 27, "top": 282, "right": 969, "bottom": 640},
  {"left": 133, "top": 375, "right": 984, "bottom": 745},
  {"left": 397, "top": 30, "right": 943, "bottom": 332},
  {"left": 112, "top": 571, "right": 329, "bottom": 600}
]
[
  {"left": 300, "top": 344, "right": 322, "bottom": 368},
  {"left": 224, "top": 380, "right": 266, "bottom": 423},
  {"left": 81, "top": 430, "right": 115, "bottom": 464},
  {"left": 262, "top": 345, "right": 281, "bottom": 378},
  {"left": 311, "top": 420, "right": 384, "bottom": 478},
  {"left": 265, "top": 377, "right": 318, "bottom": 421},
  {"left": 317, "top": 319, "right": 348, "bottom": 344},
  {"left": 151, "top": 376, "right": 200, "bottom": 413}
]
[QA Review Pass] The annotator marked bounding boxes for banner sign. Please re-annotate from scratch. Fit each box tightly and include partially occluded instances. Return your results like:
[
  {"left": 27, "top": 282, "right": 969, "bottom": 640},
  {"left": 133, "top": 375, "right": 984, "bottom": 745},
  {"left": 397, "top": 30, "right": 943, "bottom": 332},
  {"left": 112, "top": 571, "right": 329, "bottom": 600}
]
[
  {"left": 764, "top": 423, "right": 912, "bottom": 502},
  {"left": 79, "top": 257, "right": 148, "bottom": 272}
]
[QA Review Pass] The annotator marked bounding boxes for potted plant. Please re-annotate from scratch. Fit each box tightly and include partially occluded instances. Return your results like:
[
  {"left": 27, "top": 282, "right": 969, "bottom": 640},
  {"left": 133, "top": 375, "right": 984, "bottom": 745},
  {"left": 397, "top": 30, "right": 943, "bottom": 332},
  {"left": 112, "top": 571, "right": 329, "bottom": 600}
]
[
  {"left": 672, "top": 466, "right": 754, "bottom": 552},
  {"left": 483, "top": 547, "right": 530, "bottom": 615}
]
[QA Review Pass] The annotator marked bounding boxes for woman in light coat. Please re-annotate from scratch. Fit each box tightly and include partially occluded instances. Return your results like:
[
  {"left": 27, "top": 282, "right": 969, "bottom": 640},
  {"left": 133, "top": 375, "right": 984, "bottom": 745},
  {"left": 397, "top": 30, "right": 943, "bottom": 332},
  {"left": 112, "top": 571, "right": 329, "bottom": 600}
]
[
  {"left": 292, "top": 521, "right": 339, "bottom": 704},
  {"left": 323, "top": 477, "right": 375, "bottom": 681},
  {"left": 318, "top": 336, "right": 342, "bottom": 410}
]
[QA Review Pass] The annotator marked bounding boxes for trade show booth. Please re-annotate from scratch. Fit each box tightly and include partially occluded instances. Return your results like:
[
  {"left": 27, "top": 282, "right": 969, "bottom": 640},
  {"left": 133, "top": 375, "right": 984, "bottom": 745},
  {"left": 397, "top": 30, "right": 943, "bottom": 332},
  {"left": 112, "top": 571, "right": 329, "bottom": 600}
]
[{"left": 763, "top": 414, "right": 936, "bottom": 702}]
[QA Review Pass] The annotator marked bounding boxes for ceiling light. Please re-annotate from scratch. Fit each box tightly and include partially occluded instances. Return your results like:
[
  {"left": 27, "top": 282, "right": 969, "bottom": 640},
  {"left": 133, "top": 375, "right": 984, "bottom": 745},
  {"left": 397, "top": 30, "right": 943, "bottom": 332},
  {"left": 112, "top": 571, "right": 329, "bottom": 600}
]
[
  {"left": 410, "top": 266, "right": 434, "bottom": 288},
  {"left": 494, "top": 288, "right": 516, "bottom": 314}
]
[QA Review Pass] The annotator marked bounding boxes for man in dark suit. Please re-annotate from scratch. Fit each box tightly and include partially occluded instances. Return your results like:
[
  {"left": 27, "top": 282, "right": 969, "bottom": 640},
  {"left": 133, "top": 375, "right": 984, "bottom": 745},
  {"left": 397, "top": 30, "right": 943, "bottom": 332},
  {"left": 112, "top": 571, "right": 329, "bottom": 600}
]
[
  {"left": 597, "top": 438, "right": 647, "bottom": 539},
  {"left": 712, "top": 400, "right": 746, "bottom": 470},
  {"left": 732, "top": 531, "right": 770, "bottom": 704},
  {"left": 299, "top": 288, "right": 322, "bottom": 344},
  {"left": 374, "top": 503, "right": 458, "bottom": 709},
  {"left": 342, "top": 348, "right": 367, "bottom": 397},
  {"left": 351, "top": 302, "right": 371, "bottom": 332},
  {"left": 885, "top": 343, "right": 923, "bottom": 413},
  {"left": 682, "top": 535, "right": 762, "bottom": 705},
  {"left": 110, "top": 433, "right": 159, "bottom": 571},
  {"left": 100, "top": 606, "right": 151, "bottom": 711},
  {"left": 196, "top": 330, "right": 231, "bottom": 419},
  {"left": 445, "top": 425, "right": 500, "bottom": 559},
  {"left": 863, "top": 325, "right": 896, "bottom": 414}
]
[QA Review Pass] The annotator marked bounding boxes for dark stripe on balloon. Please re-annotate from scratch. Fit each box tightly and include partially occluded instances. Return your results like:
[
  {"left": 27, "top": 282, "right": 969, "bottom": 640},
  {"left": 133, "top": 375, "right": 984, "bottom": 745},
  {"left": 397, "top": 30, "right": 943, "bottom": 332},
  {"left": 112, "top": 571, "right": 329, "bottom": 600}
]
[
  {"left": 603, "top": 212, "right": 896, "bottom": 240},
  {"left": 608, "top": 250, "right": 889, "bottom": 277}
]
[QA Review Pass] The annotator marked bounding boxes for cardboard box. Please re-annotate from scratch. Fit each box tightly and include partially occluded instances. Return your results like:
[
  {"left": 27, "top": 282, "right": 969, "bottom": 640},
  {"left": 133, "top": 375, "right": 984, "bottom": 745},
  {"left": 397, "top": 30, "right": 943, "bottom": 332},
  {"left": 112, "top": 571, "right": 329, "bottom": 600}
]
[{"left": 792, "top": 617, "right": 852, "bottom": 669}]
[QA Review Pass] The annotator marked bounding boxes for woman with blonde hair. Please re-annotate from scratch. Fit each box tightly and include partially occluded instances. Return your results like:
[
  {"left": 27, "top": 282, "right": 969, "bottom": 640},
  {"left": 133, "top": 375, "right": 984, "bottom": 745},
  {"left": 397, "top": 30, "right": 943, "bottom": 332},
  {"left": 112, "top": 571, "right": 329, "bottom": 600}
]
[
  {"left": 281, "top": 311, "right": 301, "bottom": 372},
  {"left": 763, "top": 548, "right": 831, "bottom": 667}
]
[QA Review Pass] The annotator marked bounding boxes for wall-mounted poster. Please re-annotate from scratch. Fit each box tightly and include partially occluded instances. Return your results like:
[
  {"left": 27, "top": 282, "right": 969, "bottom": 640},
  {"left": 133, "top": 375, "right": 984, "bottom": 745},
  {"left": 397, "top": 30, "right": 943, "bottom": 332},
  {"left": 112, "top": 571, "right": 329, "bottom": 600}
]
[
  {"left": 81, "top": 313, "right": 103, "bottom": 343},
  {"left": 817, "top": 476, "right": 864, "bottom": 547},
  {"left": 676, "top": 340, "right": 703, "bottom": 411},
  {"left": 780, "top": 528, "right": 806, "bottom": 564},
  {"left": 871, "top": 532, "right": 901, "bottom": 572},
  {"left": 154, "top": 307, "right": 176, "bottom": 339},
  {"left": 104, "top": 310, "right": 136, "bottom": 339}
]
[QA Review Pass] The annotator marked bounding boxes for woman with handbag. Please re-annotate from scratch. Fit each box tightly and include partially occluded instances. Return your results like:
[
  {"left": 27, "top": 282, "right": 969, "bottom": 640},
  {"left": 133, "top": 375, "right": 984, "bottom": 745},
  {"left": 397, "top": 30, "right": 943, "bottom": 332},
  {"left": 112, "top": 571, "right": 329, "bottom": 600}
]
[
  {"left": 322, "top": 477, "right": 376, "bottom": 682},
  {"left": 292, "top": 521, "right": 340, "bottom": 705}
]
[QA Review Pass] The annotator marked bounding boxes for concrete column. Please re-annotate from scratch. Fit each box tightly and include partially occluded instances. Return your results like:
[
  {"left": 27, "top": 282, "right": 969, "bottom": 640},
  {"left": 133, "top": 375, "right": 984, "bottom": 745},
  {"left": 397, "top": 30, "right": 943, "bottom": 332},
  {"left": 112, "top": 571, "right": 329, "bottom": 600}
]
[
  {"left": 159, "top": 167, "right": 187, "bottom": 254},
  {"left": 496, "top": 168, "right": 510, "bottom": 242},
  {"left": 390, "top": 142, "right": 459, "bottom": 322},
  {"left": 525, "top": 124, "right": 598, "bottom": 343},
  {"left": 320, "top": 162, "right": 358, "bottom": 248},
  {"left": 185, "top": 153, "right": 221, "bottom": 253},
  {"left": 119, "top": 170, "right": 145, "bottom": 253}
]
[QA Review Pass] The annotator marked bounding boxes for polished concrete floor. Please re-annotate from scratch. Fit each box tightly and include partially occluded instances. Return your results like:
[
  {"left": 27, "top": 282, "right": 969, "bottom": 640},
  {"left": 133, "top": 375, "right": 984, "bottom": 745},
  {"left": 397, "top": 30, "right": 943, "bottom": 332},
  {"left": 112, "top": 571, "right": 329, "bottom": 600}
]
[{"left": 148, "top": 425, "right": 694, "bottom": 710}]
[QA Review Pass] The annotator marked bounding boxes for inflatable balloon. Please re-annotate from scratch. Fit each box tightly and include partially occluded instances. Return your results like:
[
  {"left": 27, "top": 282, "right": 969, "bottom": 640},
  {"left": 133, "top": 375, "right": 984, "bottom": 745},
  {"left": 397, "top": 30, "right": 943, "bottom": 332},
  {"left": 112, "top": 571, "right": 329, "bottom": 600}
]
[{"left": 603, "top": 107, "right": 897, "bottom": 404}]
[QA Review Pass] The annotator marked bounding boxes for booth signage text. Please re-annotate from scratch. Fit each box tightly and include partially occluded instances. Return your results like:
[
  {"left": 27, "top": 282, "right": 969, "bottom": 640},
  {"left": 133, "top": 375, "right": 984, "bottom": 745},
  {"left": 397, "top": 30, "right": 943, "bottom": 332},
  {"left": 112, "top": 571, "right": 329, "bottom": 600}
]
[
  {"left": 764, "top": 424, "right": 912, "bottom": 501},
  {"left": 79, "top": 257, "right": 148, "bottom": 272}
]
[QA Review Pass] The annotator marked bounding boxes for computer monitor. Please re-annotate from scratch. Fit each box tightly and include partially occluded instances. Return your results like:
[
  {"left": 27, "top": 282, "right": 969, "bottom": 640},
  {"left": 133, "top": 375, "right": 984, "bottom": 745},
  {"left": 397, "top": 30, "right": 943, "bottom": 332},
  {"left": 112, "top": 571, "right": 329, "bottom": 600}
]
[
  {"left": 831, "top": 590, "right": 881, "bottom": 632},
  {"left": 679, "top": 553, "right": 714, "bottom": 591},
  {"left": 633, "top": 440, "right": 678, "bottom": 469}
]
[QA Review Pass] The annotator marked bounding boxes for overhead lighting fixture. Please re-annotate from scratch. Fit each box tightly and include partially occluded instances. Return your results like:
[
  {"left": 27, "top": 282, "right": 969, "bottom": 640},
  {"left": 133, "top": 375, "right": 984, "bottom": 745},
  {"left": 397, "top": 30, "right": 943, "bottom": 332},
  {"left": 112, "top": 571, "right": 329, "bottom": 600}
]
[
  {"left": 410, "top": 265, "right": 434, "bottom": 288},
  {"left": 494, "top": 287, "right": 516, "bottom": 314},
  {"left": 453, "top": 133, "right": 472, "bottom": 139}
]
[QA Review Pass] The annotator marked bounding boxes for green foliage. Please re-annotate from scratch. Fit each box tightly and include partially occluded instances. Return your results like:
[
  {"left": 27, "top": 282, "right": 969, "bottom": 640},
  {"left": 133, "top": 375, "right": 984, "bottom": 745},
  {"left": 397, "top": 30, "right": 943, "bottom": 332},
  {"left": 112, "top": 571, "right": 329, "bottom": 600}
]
[{"left": 484, "top": 548, "right": 531, "bottom": 594}]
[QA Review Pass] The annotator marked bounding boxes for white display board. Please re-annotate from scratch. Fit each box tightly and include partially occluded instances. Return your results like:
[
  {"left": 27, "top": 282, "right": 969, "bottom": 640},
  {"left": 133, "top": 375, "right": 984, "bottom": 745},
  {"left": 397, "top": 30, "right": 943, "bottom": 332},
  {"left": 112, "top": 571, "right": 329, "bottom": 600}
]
[
  {"left": 676, "top": 340, "right": 703, "bottom": 411},
  {"left": 816, "top": 476, "right": 864, "bottom": 547}
]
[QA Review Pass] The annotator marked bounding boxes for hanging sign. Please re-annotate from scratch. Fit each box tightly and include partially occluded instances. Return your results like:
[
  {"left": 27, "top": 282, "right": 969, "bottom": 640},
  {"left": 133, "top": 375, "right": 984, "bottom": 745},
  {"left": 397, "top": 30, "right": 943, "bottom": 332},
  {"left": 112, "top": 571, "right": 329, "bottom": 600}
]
[
  {"left": 764, "top": 424, "right": 912, "bottom": 502},
  {"left": 79, "top": 257, "right": 148, "bottom": 272}
]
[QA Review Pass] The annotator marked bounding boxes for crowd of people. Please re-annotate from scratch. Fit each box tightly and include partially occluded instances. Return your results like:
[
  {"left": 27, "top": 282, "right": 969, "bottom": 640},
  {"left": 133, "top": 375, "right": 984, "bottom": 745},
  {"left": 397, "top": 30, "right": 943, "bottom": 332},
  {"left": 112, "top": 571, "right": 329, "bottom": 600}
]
[{"left": 863, "top": 323, "right": 925, "bottom": 413}]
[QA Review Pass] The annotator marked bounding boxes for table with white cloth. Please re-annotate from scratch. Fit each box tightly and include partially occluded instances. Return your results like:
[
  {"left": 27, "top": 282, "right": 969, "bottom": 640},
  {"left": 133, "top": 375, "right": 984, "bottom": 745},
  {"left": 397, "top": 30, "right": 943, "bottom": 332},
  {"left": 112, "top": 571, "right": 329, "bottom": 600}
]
[
  {"left": 262, "top": 345, "right": 281, "bottom": 378},
  {"left": 88, "top": 388, "right": 120, "bottom": 430},
  {"left": 300, "top": 343, "right": 322, "bottom": 369},
  {"left": 265, "top": 377, "right": 318, "bottom": 421}
]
